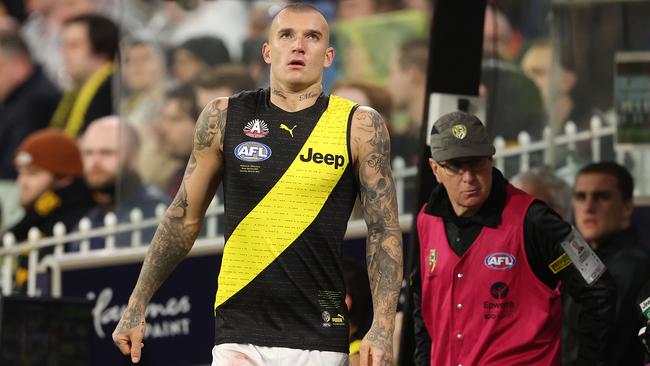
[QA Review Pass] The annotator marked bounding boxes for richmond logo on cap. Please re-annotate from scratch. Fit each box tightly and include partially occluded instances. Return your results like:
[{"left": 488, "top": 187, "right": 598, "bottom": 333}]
[{"left": 452, "top": 124, "right": 467, "bottom": 139}]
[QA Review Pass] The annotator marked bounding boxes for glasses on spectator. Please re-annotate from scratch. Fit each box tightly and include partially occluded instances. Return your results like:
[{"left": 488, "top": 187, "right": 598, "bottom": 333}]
[{"left": 437, "top": 157, "right": 491, "bottom": 176}]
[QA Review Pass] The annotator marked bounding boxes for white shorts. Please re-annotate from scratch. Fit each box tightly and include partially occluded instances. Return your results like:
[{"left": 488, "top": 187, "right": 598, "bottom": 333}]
[{"left": 211, "top": 343, "right": 349, "bottom": 366}]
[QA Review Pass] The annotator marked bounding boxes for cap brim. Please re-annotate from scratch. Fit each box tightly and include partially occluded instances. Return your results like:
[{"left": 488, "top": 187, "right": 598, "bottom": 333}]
[{"left": 430, "top": 144, "right": 496, "bottom": 162}]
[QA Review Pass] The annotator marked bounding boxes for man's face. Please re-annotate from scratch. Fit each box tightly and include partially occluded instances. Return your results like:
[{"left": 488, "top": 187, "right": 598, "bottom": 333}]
[
  {"left": 262, "top": 10, "right": 333, "bottom": 90},
  {"left": 521, "top": 45, "right": 550, "bottom": 100},
  {"left": 62, "top": 22, "right": 96, "bottom": 84},
  {"left": 80, "top": 123, "right": 121, "bottom": 190},
  {"left": 16, "top": 165, "right": 55, "bottom": 208},
  {"left": 386, "top": 51, "right": 410, "bottom": 109},
  {"left": 158, "top": 99, "right": 195, "bottom": 159},
  {"left": 430, "top": 157, "right": 493, "bottom": 217},
  {"left": 123, "top": 43, "right": 164, "bottom": 93},
  {"left": 172, "top": 48, "right": 204, "bottom": 84},
  {"left": 573, "top": 172, "right": 633, "bottom": 243}
]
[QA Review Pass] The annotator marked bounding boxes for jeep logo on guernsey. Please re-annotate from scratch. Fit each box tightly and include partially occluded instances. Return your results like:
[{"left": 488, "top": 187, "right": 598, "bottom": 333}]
[
  {"left": 484, "top": 253, "right": 516, "bottom": 270},
  {"left": 299, "top": 147, "right": 345, "bottom": 169},
  {"left": 235, "top": 141, "right": 271, "bottom": 162}
]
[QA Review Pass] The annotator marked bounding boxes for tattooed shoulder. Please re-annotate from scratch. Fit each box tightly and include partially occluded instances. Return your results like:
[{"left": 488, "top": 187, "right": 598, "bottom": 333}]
[{"left": 195, "top": 97, "right": 228, "bottom": 151}]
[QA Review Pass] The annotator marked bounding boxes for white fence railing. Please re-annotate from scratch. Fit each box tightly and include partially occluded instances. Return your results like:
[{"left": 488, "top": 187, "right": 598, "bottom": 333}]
[{"left": 0, "top": 115, "right": 621, "bottom": 298}]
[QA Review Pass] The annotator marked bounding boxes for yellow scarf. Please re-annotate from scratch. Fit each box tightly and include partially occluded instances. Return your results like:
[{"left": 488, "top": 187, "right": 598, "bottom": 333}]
[{"left": 50, "top": 62, "right": 114, "bottom": 137}]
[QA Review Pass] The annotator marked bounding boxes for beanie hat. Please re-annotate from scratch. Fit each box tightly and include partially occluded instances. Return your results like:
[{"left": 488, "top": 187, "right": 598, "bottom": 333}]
[{"left": 15, "top": 128, "right": 83, "bottom": 177}]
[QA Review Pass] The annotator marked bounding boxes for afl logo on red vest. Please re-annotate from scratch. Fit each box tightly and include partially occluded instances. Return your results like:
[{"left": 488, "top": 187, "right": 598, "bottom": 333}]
[
  {"left": 235, "top": 141, "right": 271, "bottom": 162},
  {"left": 484, "top": 253, "right": 516, "bottom": 270}
]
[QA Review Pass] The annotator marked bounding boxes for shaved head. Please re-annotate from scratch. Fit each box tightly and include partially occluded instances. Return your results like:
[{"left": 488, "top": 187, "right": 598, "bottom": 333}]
[{"left": 269, "top": 3, "right": 330, "bottom": 44}]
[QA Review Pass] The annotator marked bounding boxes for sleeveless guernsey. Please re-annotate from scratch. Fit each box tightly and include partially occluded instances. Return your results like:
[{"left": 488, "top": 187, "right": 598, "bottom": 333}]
[{"left": 214, "top": 88, "right": 358, "bottom": 353}]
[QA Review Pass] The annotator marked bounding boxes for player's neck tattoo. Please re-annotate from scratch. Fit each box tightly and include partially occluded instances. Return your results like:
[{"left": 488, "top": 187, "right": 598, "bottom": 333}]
[
  {"left": 272, "top": 88, "right": 288, "bottom": 100},
  {"left": 299, "top": 91, "right": 319, "bottom": 101}
]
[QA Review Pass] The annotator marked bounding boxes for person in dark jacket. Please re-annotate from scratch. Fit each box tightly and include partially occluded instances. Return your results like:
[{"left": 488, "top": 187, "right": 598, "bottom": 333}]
[
  {"left": 49, "top": 14, "right": 118, "bottom": 137},
  {"left": 8, "top": 128, "right": 95, "bottom": 290},
  {"left": 412, "top": 111, "right": 616, "bottom": 366},
  {"left": 79, "top": 116, "right": 170, "bottom": 247},
  {"left": 563, "top": 162, "right": 650, "bottom": 366},
  {"left": 0, "top": 30, "right": 60, "bottom": 179}
]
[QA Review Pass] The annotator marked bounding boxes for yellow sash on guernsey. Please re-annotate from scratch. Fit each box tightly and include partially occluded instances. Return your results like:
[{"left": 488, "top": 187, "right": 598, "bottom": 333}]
[
  {"left": 215, "top": 95, "right": 356, "bottom": 309},
  {"left": 349, "top": 339, "right": 362, "bottom": 355}
]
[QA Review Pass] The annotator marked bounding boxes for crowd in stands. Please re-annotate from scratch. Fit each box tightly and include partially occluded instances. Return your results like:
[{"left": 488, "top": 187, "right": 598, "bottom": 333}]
[{"left": 0, "top": 0, "right": 640, "bottom": 230}]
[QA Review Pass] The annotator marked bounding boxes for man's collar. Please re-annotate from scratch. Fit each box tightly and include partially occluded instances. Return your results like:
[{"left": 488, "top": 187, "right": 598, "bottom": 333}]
[{"left": 425, "top": 168, "right": 507, "bottom": 227}]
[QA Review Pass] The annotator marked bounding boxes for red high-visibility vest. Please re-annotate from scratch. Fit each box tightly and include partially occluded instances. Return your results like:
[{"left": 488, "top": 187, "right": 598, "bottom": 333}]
[{"left": 418, "top": 185, "right": 561, "bottom": 366}]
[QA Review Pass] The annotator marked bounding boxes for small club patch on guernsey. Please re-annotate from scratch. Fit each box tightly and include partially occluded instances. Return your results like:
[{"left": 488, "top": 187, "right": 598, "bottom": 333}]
[
  {"left": 234, "top": 141, "right": 272, "bottom": 163},
  {"left": 549, "top": 253, "right": 572, "bottom": 274},
  {"left": 243, "top": 119, "right": 269, "bottom": 138}
]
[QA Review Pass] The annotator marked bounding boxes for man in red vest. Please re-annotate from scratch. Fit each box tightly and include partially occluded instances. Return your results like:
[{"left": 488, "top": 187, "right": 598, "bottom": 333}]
[{"left": 412, "top": 111, "right": 615, "bottom": 366}]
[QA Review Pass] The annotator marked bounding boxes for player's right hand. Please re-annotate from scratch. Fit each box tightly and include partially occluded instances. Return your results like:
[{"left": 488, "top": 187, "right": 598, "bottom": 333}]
[{"left": 112, "top": 306, "right": 146, "bottom": 363}]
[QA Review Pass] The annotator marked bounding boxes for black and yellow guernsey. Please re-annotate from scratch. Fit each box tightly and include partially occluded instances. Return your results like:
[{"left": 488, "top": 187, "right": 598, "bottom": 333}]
[{"left": 215, "top": 88, "right": 358, "bottom": 353}]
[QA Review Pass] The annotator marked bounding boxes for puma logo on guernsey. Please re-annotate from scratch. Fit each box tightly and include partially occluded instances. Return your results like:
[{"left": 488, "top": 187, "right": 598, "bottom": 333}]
[
  {"left": 300, "top": 147, "right": 345, "bottom": 169},
  {"left": 280, "top": 123, "right": 297, "bottom": 137}
]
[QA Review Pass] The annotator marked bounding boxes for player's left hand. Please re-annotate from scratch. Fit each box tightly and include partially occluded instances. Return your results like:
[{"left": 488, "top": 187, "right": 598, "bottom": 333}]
[{"left": 359, "top": 323, "right": 393, "bottom": 366}]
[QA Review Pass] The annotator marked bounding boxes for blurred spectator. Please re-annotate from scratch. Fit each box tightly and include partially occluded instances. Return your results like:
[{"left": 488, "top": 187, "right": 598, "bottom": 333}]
[
  {"left": 483, "top": 5, "right": 512, "bottom": 60},
  {"left": 342, "top": 257, "right": 372, "bottom": 366},
  {"left": 21, "top": 0, "right": 94, "bottom": 89},
  {"left": 195, "top": 64, "right": 256, "bottom": 110},
  {"left": 481, "top": 6, "right": 546, "bottom": 144},
  {"left": 8, "top": 129, "right": 94, "bottom": 290},
  {"left": 172, "top": 35, "right": 231, "bottom": 84},
  {"left": 80, "top": 116, "right": 170, "bottom": 246},
  {"left": 520, "top": 40, "right": 591, "bottom": 132},
  {"left": 156, "top": 84, "right": 200, "bottom": 198},
  {"left": 9, "top": 128, "right": 94, "bottom": 240},
  {"left": 241, "top": 0, "right": 273, "bottom": 87},
  {"left": 483, "top": 4, "right": 524, "bottom": 62},
  {"left": 564, "top": 162, "right": 650, "bottom": 366},
  {"left": 120, "top": 38, "right": 166, "bottom": 126},
  {"left": 0, "top": 31, "right": 60, "bottom": 179},
  {"left": 49, "top": 13, "right": 118, "bottom": 137},
  {"left": 386, "top": 38, "right": 428, "bottom": 166},
  {"left": 510, "top": 167, "right": 572, "bottom": 220},
  {"left": 8, "top": 128, "right": 94, "bottom": 246},
  {"left": 147, "top": 0, "right": 247, "bottom": 59},
  {"left": 480, "top": 59, "right": 545, "bottom": 144},
  {"left": 334, "top": 6, "right": 427, "bottom": 86},
  {"left": 0, "top": 0, "right": 20, "bottom": 30}
]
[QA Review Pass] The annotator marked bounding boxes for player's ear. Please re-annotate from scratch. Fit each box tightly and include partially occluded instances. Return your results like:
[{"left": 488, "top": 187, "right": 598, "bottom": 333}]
[
  {"left": 323, "top": 47, "right": 334, "bottom": 68},
  {"left": 262, "top": 42, "right": 272, "bottom": 65}
]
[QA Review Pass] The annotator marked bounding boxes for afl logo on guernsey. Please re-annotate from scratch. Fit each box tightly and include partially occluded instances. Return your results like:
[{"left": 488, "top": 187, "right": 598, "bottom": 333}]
[
  {"left": 235, "top": 141, "right": 271, "bottom": 162},
  {"left": 484, "top": 253, "right": 516, "bottom": 270}
]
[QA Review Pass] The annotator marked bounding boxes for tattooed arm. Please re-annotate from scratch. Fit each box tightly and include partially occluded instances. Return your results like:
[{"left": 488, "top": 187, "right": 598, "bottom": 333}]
[
  {"left": 351, "top": 106, "right": 403, "bottom": 366},
  {"left": 112, "top": 98, "right": 228, "bottom": 363}
]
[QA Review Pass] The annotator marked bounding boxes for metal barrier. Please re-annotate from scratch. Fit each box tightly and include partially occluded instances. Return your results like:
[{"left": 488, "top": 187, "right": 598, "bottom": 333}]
[{"left": 0, "top": 115, "right": 619, "bottom": 298}]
